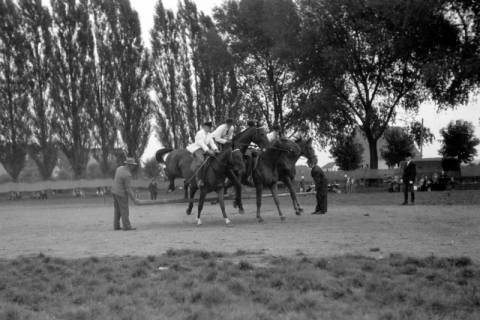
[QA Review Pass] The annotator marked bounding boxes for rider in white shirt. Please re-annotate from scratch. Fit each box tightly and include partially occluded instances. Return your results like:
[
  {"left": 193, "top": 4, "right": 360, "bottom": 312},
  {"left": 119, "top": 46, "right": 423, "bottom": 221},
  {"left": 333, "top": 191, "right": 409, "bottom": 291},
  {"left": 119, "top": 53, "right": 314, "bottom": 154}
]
[
  {"left": 212, "top": 118, "right": 234, "bottom": 150},
  {"left": 187, "top": 121, "right": 218, "bottom": 186}
]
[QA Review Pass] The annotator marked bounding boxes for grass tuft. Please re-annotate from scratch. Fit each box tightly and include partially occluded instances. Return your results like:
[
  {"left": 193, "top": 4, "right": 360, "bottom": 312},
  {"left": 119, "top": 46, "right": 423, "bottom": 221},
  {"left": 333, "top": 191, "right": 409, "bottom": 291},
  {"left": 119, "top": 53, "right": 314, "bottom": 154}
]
[{"left": 0, "top": 250, "right": 479, "bottom": 320}]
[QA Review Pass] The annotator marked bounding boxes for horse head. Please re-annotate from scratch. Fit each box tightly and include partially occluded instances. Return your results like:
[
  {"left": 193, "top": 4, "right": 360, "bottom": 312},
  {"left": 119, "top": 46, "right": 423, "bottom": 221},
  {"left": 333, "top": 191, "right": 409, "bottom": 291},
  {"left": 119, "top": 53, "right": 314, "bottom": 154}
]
[
  {"left": 233, "top": 127, "right": 270, "bottom": 152},
  {"left": 295, "top": 136, "right": 317, "bottom": 168}
]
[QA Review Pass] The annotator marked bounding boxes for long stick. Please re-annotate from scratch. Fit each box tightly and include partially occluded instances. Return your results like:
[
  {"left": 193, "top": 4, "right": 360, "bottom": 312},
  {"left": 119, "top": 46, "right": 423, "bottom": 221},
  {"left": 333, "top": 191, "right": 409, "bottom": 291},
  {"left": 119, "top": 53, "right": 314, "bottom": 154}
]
[{"left": 137, "top": 191, "right": 315, "bottom": 206}]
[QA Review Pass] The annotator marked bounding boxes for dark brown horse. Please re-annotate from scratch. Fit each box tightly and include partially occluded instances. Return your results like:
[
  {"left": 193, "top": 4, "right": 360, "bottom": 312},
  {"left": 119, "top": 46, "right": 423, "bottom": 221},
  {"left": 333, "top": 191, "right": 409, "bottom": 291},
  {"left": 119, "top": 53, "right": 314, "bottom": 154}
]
[
  {"left": 156, "top": 127, "right": 268, "bottom": 192},
  {"left": 155, "top": 127, "right": 269, "bottom": 213},
  {"left": 276, "top": 137, "right": 318, "bottom": 215},
  {"left": 186, "top": 148, "right": 245, "bottom": 226},
  {"left": 248, "top": 141, "right": 294, "bottom": 222}
]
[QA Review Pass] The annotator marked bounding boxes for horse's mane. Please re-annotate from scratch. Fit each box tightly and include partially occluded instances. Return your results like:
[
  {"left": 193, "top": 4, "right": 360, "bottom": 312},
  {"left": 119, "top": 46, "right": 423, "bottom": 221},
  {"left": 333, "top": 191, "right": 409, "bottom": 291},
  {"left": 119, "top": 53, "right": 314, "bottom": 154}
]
[{"left": 273, "top": 139, "right": 301, "bottom": 154}]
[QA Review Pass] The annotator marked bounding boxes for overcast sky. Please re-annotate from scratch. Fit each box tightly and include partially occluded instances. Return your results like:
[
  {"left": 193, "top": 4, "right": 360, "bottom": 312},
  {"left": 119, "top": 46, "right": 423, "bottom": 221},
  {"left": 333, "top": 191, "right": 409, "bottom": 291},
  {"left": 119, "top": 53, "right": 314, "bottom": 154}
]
[{"left": 132, "top": 0, "right": 480, "bottom": 165}]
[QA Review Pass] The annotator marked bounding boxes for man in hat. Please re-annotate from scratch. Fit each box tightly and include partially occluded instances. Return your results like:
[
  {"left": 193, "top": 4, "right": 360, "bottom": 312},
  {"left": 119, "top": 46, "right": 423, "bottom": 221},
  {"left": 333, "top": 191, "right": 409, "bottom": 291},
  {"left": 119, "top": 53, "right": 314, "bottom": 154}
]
[
  {"left": 311, "top": 164, "right": 328, "bottom": 214},
  {"left": 402, "top": 153, "right": 416, "bottom": 205},
  {"left": 187, "top": 121, "right": 218, "bottom": 186},
  {"left": 111, "top": 157, "right": 141, "bottom": 231},
  {"left": 212, "top": 118, "right": 235, "bottom": 150}
]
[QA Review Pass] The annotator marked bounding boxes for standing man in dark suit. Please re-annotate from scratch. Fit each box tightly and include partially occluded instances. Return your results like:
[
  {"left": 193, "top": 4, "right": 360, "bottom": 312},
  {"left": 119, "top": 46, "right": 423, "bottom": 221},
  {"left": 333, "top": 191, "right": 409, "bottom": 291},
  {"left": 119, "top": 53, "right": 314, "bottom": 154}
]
[
  {"left": 402, "top": 154, "right": 416, "bottom": 205},
  {"left": 311, "top": 165, "right": 328, "bottom": 214}
]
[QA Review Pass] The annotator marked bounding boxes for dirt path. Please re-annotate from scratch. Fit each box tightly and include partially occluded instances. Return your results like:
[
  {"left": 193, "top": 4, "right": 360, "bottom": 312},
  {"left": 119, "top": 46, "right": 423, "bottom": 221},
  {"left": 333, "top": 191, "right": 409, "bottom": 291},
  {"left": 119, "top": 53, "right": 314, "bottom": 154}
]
[{"left": 1, "top": 195, "right": 479, "bottom": 260}]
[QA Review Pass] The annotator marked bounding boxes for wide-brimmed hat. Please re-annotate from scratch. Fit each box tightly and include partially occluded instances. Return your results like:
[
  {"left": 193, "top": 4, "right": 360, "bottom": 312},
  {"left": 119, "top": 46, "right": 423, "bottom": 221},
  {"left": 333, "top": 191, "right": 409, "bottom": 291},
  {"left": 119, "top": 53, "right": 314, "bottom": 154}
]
[
  {"left": 124, "top": 157, "right": 138, "bottom": 165},
  {"left": 203, "top": 121, "right": 213, "bottom": 127}
]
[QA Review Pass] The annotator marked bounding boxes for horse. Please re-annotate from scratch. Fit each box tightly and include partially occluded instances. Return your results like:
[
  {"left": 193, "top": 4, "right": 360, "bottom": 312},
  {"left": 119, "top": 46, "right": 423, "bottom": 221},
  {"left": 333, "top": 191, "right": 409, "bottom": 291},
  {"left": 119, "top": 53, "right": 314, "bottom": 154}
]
[
  {"left": 186, "top": 148, "right": 246, "bottom": 226},
  {"left": 276, "top": 137, "right": 318, "bottom": 215},
  {"left": 247, "top": 140, "right": 297, "bottom": 222},
  {"left": 156, "top": 127, "right": 269, "bottom": 192},
  {"left": 155, "top": 126, "right": 269, "bottom": 213}
]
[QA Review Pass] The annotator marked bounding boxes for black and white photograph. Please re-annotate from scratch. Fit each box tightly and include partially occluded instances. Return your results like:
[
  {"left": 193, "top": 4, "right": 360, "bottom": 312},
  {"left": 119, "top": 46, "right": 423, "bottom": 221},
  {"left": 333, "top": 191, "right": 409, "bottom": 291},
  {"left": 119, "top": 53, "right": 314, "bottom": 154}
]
[{"left": 1, "top": 0, "right": 479, "bottom": 319}]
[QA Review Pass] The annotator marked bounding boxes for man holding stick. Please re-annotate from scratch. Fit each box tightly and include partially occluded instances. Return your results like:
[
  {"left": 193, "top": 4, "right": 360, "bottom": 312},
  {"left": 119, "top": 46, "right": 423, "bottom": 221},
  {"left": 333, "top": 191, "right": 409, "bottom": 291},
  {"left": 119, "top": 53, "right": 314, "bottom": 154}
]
[{"left": 112, "top": 157, "right": 142, "bottom": 231}]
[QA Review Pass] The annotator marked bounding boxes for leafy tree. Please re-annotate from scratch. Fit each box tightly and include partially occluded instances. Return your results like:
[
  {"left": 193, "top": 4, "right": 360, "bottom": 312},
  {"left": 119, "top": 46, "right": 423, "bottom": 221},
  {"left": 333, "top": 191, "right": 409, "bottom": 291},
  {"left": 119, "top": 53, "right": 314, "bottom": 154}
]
[
  {"left": 438, "top": 0, "right": 480, "bottom": 105},
  {"left": 50, "top": 0, "right": 94, "bottom": 179},
  {"left": 296, "top": 0, "right": 462, "bottom": 168},
  {"left": 194, "top": 14, "right": 240, "bottom": 125},
  {"left": 151, "top": 1, "right": 191, "bottom": 148},
  {"left": 109, "top": 0, "right": 152, "bottom": 159},
  {"left": 381, "top": 127, "right": 415, "bottom": 168},
  {"left": 287, "top": 88, "right": 354, "bottom": 147},
  {"left": 214, "top": 0, "right": 300, "bottom": 130},
  {"left": 151, "top": 0, "right": 239, "bottom": 148},
  {"left": 439, "top": 120, "right": 479, "bottom": 163},
  {"left": 88, "top": 0, "right": 120, "bottom": 177},
  {"left": 408, "top": 121, "right": 435, "bottom": 148},
  {"left": 330, "top": 135, "right": 364, "bottom": 171},
  {"left": 19, "top": 0, "right": 58, "bottom": 180},
  {"left": 0, "top": 0, "right": 30, "bottom": 181},
  {"left": 143, "top": 157, "right": 161, "bottom": 179}
]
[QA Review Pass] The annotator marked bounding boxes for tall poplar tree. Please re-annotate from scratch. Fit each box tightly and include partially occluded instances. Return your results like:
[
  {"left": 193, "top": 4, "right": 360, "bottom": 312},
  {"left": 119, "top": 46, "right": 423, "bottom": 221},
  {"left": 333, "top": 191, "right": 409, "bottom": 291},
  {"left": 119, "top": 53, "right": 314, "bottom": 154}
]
[
  {"left": 50, "top": 0, "right": 94, "bottom": 178},
  {"left": 20, "top": 0, "right": 58, "bottom": 180},
  {"left": 0, "top": 0, "right": 30, "bottom": 181}
]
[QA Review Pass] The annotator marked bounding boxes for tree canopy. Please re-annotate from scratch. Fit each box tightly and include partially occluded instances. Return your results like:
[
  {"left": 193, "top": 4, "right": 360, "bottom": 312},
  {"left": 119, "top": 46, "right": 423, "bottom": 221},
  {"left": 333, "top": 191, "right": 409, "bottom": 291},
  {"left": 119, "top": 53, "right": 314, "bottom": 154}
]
[
  {"left": 295, "top": 0, "right": 465, "bottom": 168},
  {"left": 439, "top": 120, "right": 479, "bottom": 163}
]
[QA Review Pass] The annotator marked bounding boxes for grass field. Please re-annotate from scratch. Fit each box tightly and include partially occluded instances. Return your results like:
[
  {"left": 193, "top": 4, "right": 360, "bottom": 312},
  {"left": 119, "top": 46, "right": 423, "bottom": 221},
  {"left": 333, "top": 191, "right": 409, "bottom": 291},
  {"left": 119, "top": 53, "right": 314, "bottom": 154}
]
[
  {"left": 1, "top": 191, "right": 480, "bottom": 319},
  {"left": 0, "top": 250, "right": 479, "bottom": 320}
]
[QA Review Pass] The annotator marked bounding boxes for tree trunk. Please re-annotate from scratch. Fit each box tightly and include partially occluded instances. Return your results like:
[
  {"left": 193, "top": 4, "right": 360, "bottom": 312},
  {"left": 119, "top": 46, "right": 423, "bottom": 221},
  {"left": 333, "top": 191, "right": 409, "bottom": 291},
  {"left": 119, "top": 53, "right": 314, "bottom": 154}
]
[{"left": 366, "top": 135, "right": 379, "bottom": 169}]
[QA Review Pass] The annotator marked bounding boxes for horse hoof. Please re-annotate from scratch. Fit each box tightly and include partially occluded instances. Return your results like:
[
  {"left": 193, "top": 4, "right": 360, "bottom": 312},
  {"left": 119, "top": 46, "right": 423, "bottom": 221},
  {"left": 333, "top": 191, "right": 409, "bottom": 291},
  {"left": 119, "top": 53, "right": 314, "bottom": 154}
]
[
  {"left": 225, "top": 218, "right": 233, "bottom": 226},
  {"left": 295, "top": 211, "right": 301, "bottom": 216},
  {"left": 238, "top": 208, "right": 245, "bottom": 215},
  {"left": 280, "top": 216, "right": 286, "bottom": 222},
  {"left": 257, "top": 217, "right": 264, "bottom": 223},
  {"left": 186, "top": 209, "right": 192, "bottom": 215},
  {"left": 197, "top": 219, "right": 202, "bottom": 226},
  {"left": 167, "top": 189, "right": 174, "bottom": 193},
  {"left": 299, "top": 207, "right": 304, "bottom": 213}
]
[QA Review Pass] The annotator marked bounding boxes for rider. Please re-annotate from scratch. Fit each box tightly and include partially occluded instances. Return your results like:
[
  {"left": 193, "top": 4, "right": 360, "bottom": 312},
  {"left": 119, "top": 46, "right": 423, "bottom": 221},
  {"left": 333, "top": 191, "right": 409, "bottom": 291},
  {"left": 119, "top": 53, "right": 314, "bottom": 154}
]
[
  {"left": 186, "top": 121, "right": 218, "bottom": 187},
  {"left": 212, "top": 118, "right": 235, "bottom": 151}
]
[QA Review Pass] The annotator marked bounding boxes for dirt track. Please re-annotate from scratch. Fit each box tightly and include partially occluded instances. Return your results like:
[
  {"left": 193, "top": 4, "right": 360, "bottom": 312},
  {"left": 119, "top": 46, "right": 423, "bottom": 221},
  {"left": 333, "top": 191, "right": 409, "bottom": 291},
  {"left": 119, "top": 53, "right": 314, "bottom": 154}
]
[{"left": 1, "top": 193, "right": 479, "bottom": 260}]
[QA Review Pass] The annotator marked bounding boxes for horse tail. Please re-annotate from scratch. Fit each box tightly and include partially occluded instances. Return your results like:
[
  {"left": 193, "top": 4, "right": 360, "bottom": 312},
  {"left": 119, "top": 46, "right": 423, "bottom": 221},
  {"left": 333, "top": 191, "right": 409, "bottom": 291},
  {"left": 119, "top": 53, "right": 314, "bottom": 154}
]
[{"left": 155, "top": 148, "right": 173, "bottom": 163}]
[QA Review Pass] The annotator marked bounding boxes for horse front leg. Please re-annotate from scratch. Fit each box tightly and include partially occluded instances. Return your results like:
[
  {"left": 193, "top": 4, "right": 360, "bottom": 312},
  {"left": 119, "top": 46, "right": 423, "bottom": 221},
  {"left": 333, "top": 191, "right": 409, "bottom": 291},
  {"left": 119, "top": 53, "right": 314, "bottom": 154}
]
[
  {"left": 255, "top": 182, "right": 264, "bottom": 223},
  {"left": 270, "top": 183, "right": 285, "bottom": 221},
  {"left": 217, "top": 189, "right": 232, "bottom": 226},
  {"left": 168, "top": 177, "right": 175, "bottom": 193},
  {"left": 186, "top": 183, "right": 198, "bottom": 215},
  {"left": 283, "top": 176, "right": 303, "bottom": 215},
  {"left": 197, "top": 188, "right": 206, "bottom": 225},
  {"left": 227, "top": 170, "right": 244, "bottom": 214},
  {"left": 183, "top": 180, "right": 189, "bottom": 199}
]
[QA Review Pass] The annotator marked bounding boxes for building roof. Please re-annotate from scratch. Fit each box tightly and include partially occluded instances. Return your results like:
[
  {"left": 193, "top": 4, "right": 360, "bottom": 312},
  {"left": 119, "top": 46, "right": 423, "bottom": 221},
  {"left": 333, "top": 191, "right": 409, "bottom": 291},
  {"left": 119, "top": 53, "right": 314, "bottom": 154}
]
[{"left": 322, "top": 162, "right": 337, "bottom": 170}]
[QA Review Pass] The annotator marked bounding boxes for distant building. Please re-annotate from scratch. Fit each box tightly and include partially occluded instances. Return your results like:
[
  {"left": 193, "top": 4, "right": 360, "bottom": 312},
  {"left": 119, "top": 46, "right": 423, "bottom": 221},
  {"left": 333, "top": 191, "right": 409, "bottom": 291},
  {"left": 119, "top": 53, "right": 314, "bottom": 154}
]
[
  {"left": 352, "top": 127, "right": 420, "bottom": 169},
  {"left": 322, "top": 162, "right": 339, "bottom": 172}
]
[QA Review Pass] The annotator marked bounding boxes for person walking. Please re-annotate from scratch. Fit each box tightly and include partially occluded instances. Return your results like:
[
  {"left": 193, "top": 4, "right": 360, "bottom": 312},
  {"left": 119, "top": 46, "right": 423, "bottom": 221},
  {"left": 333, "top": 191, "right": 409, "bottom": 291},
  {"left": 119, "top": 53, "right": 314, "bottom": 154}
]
[
  {"left": 148, "top": 179, "right": 158, "bottom": 200},
  {"left": 299, "top": 176, "right": 306, "bottom": 192},
  {"left": 311, "top": 165, "right": 328, "bottom": 214},
  {"left": 111, "top": 157, "right": 142, "bottom": 231},
  {"left": 402, "top": 154, "right": 416, "bottom": 205},
  {"left": 212, "top": 118, "right": 235, "bottom": 150}
]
